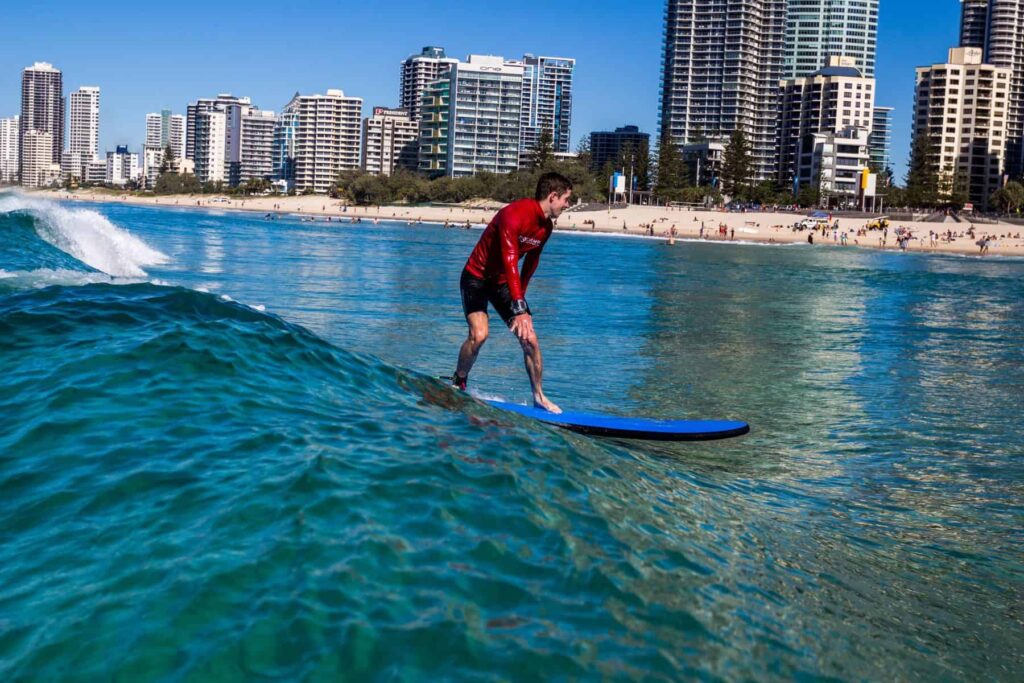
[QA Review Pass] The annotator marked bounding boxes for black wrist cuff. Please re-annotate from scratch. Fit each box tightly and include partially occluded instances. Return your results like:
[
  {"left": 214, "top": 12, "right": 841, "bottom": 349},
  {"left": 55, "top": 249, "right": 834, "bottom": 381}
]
[{"left": 511, "top": 298, "right": 528, "bottom": 316}]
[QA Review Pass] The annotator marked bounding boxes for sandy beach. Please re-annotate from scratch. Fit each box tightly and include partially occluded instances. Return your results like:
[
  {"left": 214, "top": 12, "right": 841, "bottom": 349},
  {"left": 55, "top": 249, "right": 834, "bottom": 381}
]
[{"left": 31, "top": 188, "right": 1024, "bottom": 257}]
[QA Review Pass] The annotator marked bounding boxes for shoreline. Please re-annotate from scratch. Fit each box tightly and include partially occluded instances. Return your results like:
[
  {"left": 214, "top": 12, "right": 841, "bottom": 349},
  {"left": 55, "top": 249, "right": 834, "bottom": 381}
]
[{"left": 29, "top": 188, "right": 1024, "bottom": 257}]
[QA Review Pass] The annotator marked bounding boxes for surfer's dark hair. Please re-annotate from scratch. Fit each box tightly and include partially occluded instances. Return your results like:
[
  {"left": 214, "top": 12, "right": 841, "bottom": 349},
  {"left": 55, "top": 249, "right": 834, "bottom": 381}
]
[{"left": 535, "top": 172, "right": 573, "bottom": 200}]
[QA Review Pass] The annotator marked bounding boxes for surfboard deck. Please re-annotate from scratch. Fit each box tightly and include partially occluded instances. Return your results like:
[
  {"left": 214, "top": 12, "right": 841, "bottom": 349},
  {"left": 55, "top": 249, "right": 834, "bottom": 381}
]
[{"left": 485, "top": 400, "right": 750, "bottom": 441}]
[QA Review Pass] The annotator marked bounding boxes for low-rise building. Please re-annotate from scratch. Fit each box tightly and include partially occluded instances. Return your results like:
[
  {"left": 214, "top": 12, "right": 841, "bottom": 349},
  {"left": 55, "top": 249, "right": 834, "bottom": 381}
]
[
  {"left": 589, "top": 125, "right": 650, "bottom": 173},
  {"left": 682, "top": 140, "right": 726, "bottom": 187},
  {"left": 363, "top": 107, "right": 419, "bottom": 175},
  {"left": 84, "top": 159, "right": 107, "bottom": 185},
  {"left": 106, "top": 145, "right": 141, "bottom": 186},
  {"left": 797, "top": 127, "right": 872, "bottom": 207},
  {"left": 61, "top": 150, "right": 86, "bottom": 182}
]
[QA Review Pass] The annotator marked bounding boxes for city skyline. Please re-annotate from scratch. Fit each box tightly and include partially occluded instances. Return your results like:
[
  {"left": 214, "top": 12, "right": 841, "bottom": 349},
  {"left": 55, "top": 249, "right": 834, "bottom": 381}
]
[{"left": 0, "top": 1, "right": 964, "bottom": 181}]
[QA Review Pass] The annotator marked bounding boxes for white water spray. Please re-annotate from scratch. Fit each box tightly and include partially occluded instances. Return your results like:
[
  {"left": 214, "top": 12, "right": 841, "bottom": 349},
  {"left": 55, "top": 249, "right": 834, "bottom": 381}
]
[{"left": 0, "top": 192, "right": 169, "bottom": 277}]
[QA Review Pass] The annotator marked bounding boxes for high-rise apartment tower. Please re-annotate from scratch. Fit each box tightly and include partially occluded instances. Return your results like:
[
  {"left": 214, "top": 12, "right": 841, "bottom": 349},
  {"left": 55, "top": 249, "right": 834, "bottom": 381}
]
[
  {"left": 68, "top": 86, "right": 100, "bottom": 160},
  {"left": 20, "top": 62, "right": 64, "bottom": 181},
  {"left": 276, "top": 89, "right": 362, "bottom": 193},
  {"left": 914, "top": 47, "right": 1010, "bottom": 208},
  {"left": 400, "top": 47, "right": 458, "bottom": 123},
  {"left": 958, "top": 0, "right": 1024, "bottom": 175},
  {"left": 508, "top": 54, "right": 575, "bottom": 155},
  {"left": 659, "top": 0, "right": 787, "bottom": 181}
]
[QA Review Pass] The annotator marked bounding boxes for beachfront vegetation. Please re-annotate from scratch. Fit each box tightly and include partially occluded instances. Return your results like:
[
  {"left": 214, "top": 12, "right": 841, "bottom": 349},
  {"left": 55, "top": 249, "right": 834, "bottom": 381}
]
[
  {"left": 990, "top": 181, "right": 1024, "bottom": 213},
  {"left": 904, "top": 130, "right": 941, "bottom": 208},
  {"left": 332, "top": 159, "right": 602, "bottom": 206},
  {"left": 653, "top": 130, "right": 686, "bottom": 200},
  {"left": 154, "top": 172, "right": 200, "bottom": 195},
  {"left": 720, "top": 130, "right": 754, "bottom": 200}
]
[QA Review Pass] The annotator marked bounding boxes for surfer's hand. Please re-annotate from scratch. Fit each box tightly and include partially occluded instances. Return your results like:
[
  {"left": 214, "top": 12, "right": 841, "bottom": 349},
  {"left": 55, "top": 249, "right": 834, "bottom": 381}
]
[{"left": 509, "top": 313, "right": 534, "bottom": 342}]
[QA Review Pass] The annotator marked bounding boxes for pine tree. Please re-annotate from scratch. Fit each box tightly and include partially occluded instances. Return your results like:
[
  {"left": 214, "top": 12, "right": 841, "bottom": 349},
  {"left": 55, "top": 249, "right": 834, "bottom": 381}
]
[
  {"left": 159, "top": 144, "right": 176, "bottom": 175},
  {"left": 635, "top": 138, "right": 652, "bottom": 191},
  {"left": 654, "top": 130, "right": 684, "bottom": 201},
  {"left": 575, "top": 137, "right": 593, "bottom": 172},
  {"left": 905, "top": 130, "right": 939, "bottom": 208},
  {"left": 529, "top": 128, "right": 553, "bottom": 170},
  {"left": 721, "top": 129, "right": 752, "bottom": 200}
]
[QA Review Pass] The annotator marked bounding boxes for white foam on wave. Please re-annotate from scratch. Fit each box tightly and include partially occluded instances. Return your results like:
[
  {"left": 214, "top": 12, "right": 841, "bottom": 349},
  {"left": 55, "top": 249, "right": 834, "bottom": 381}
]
[
  {"left": 0, "top": 267, "right": 141, "bottom": 289},
  {"left": 0, "top": 191, "right": 169, "bottom": 277}
]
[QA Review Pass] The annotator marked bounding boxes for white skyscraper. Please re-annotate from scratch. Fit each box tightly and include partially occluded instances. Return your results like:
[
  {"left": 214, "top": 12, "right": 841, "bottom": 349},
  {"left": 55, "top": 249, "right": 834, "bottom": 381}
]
[
  {"left": 61, "top": 86, "right": 100, "bottom": 181},
  {"left": 446, "top": 55, "right": 524, "bottom": 177},
  {"left": 68, "top": 86, "right": 100, "bottom": 159},
  {"left": 958, "top": 1, "right": 1024, "bottom": 176},
  {"left": 194, "top": 110, "right": 227, "bottom": 183},
  {"left": 186, "top": 94, "right": 248, "bottom": 161},
  {"left": 276, "top": 89, "right": 362, "bottom": 193},
  {"left": 145, "top": 113, "right": 163, "bottom": 147},
  {"left": 188, "top": 96, "right": 273, "bottom": 185},
  {"left": 238, "top": 108, "right": 276, "bottom": 183},
  {"left": 0, "top": 116, "right": 19, "bottom": 183},
  {"left": 169, "top": 114, "right": 185, "bottom": 161}
]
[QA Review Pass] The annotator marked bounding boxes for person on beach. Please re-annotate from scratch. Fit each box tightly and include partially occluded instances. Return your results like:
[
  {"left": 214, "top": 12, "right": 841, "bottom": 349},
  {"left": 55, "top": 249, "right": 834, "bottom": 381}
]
[{"left": 450, "top": 172, "right": 573, "bottom": 414}]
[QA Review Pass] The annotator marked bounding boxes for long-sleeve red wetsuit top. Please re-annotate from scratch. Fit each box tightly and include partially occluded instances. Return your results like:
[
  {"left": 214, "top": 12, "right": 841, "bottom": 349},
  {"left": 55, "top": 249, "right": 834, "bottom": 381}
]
[{"left": 464, "top": 198, "right": 553, "bottom": 301}]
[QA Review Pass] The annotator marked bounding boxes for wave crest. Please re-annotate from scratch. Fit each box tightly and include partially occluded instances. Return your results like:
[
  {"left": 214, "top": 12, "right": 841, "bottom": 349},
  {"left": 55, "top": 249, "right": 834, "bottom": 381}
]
[{"left": 0, "top": 192, "right": 168, "bottom": 278}]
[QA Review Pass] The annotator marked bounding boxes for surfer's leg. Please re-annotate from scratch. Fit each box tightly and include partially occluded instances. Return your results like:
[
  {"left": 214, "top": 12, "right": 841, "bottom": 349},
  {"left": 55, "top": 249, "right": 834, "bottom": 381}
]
[
  {"left": 455, "top": 312, "right": 488, "bottom": 385},
  {"left": 517, "top": 332, "right": 560, "bottom": 414},
  {"left": 455, "top": 271, "right": 492, "bottom": 386}
]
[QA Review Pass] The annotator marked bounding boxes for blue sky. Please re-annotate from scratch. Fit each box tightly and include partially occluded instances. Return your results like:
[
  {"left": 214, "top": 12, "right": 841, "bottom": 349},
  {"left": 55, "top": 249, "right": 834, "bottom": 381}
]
[{"left": 0, "top": 0, "right": 961, "bottom": 181}]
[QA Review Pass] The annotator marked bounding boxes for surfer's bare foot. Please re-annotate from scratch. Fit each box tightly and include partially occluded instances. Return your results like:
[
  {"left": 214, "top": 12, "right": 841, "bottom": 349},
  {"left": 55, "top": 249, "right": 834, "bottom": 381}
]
[{"left": 534, "top": 394, "right": 562, "bottom": 414}]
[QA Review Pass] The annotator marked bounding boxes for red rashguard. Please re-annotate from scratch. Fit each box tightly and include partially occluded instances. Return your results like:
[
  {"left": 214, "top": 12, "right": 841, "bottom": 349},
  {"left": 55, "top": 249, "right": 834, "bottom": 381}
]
[{"left": 464, "top": 198, "right": 553, "bottom": 301}]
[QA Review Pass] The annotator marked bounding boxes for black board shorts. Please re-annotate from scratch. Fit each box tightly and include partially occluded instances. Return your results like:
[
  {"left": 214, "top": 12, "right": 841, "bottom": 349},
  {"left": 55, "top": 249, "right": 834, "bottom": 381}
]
[{"left": 460, "top": 269, "right": 531, "bottom": 327}]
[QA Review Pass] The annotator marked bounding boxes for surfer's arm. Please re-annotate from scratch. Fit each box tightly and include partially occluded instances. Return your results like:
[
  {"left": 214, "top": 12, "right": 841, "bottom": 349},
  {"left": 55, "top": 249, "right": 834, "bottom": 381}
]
[
  {"left": 499, "top": 218, "right": 526, "bottom": 303},
  {"left": 520, "top": 249, "right": 541, "bottom": 293}
]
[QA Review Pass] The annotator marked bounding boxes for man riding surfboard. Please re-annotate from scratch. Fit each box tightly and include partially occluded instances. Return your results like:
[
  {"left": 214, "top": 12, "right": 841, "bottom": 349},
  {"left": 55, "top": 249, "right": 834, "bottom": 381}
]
[{"left": 451, "top": 172, "right": 573, "bottom": 414}]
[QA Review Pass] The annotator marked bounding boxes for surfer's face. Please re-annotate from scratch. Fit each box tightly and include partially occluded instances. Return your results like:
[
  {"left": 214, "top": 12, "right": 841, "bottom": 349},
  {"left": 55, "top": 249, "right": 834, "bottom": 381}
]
[{"left": 548, "top": 190, "right": 572, "bottom": 217}]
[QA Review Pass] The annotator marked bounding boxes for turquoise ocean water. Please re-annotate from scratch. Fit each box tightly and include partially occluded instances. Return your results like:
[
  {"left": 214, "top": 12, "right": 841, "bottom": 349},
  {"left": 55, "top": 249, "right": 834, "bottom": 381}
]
[{"left": 1, "top": 193, "right": 1021, "bottom": 680}]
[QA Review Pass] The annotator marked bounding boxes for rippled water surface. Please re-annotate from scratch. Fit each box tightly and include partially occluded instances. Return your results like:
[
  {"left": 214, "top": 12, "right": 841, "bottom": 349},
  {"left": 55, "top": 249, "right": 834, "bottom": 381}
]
[{"left": 1, "top": 195, "right": 1022, "bottom": 681}]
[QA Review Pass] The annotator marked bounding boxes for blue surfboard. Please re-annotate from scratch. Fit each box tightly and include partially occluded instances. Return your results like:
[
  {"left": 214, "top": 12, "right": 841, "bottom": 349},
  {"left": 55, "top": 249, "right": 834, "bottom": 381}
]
[{"left": 485, "top": 400, "right": 749, "bottom": 441}]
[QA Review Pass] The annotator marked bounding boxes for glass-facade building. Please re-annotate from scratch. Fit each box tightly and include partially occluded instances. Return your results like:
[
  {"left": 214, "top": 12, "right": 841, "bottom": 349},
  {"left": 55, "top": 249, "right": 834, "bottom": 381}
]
[
  {"left": 784, "top": 0, "right": 880, "bottom": 78},
  {"left": 868, "top": 105, "right": 893, "bottom": 172}
]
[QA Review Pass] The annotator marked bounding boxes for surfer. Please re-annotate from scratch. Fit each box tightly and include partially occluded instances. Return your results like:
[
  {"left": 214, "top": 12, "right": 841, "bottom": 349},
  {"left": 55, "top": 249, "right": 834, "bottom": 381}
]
[{"left": 451, "top": 172, "right": 573, "bottom": 414}]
